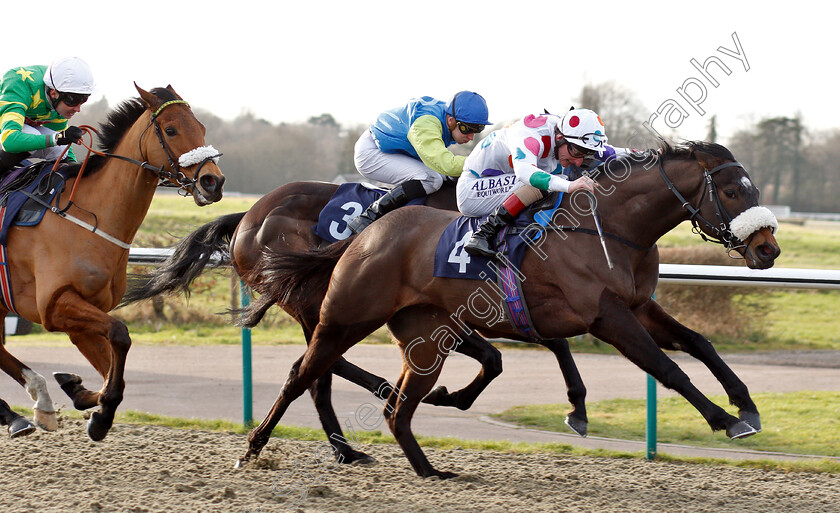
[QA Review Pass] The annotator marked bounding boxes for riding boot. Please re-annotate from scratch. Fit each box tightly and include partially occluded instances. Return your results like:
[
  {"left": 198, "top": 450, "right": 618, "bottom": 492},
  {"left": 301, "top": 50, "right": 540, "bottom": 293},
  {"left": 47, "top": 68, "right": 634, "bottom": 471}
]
[
  {"left": 0, "top": 150, "right": 30, "bottom": 176},
  {"left": 463, "top": 205, "right": 517, "bottom": 258},
  {"left": 347, "top": 179, "right": 427, "bottom": 234}
]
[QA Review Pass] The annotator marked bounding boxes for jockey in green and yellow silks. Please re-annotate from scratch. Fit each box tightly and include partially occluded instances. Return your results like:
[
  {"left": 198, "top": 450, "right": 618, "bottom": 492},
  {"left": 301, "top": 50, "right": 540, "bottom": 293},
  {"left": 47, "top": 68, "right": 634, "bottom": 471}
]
[{"left": 0, "top": 57, "right": 94, "bottom": 173}]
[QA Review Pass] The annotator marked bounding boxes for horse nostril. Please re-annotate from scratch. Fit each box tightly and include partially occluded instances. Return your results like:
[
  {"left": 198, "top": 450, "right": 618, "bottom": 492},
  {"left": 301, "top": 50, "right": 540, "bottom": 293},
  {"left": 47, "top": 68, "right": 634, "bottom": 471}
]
[
  {"left": 199, "top": 174, "right": 218, "bottom": 192},
  {"left": 757, "top": 243, "right": 780, "bottom": 261}
]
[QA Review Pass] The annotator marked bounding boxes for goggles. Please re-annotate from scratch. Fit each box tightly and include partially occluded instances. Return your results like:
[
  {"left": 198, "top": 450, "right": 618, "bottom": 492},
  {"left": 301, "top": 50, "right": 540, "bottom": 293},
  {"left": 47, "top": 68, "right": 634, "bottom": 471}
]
[
  {"left": 57, "top": 91, "right": 90, "bottom": 107},
  {"left": 566, "top": 141, "right": 597, "bottom": 159},
  {"left": 456, "top": 121, "right": 485, "bottom": 135}
]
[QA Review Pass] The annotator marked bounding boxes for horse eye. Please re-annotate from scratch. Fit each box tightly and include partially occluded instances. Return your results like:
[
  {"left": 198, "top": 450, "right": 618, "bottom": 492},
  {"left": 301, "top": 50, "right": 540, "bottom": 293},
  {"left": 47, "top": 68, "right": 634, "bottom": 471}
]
[
  {"left": 164, "top": 127, "right": 177, "bottom": 136},
  {"left": 724, "top": 189, "right": 737, "bottom": 199}
]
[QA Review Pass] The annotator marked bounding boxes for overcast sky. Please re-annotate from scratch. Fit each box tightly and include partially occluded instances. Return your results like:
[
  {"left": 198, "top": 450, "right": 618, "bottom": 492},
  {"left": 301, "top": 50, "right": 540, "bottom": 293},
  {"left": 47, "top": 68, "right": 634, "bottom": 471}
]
[{"left": 4, "top": 1, "right": 834, "bottom": 145}]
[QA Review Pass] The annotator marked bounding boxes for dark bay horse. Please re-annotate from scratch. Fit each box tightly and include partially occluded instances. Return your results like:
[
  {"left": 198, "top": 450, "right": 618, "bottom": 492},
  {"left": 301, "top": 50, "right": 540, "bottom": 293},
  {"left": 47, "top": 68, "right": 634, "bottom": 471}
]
[
  {"left": 0, "top": 85, "right": 224, "bottom": 440},
  {"left": 237, "top": 141, "right": 781, "bottom": 478},
  {"left": 121, "top": 179, "right": 588, "bottom": 463}
]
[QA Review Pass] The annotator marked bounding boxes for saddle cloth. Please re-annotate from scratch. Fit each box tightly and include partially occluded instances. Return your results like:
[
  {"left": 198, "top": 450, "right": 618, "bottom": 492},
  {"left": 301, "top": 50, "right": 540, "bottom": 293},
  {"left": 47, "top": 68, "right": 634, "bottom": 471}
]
[
  {"left": 312, "top": 183, "right": 426, "bottom": 243},
  {"left": 433, "top": 192, "right": 565, "bottom": 280},
  {"left": 0, "top": 162, "right": 70, "bottom": 245}
]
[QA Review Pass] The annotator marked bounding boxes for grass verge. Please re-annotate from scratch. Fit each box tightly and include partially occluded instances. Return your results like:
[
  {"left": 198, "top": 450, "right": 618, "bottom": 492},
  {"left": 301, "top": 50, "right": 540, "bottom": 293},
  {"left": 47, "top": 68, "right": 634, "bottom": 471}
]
[{"left": 493, "top": 391, "right": 840, "bottom": 459}]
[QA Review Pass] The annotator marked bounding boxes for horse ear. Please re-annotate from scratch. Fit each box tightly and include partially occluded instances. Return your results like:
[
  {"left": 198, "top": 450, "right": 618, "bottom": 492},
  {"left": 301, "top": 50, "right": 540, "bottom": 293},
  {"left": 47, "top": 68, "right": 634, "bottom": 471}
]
[
  {"left": 134, "top": 82, "right": 163, "bottom": 111},
  {"left": 165, "top": 84, "right": 183, "bottom": 100},
  {"left": 693, "top": 148, "right": 723, "bottom": 170}
]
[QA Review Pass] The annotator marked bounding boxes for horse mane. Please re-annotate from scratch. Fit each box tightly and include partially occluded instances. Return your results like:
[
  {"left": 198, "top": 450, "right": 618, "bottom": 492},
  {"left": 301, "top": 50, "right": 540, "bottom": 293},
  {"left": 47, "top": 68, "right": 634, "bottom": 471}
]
[
  {"left": 659, "top": 140, "right": 735, "bottom": 162},
  {"left": 84, "top": 87, "right": 180, "bottom": 174}
]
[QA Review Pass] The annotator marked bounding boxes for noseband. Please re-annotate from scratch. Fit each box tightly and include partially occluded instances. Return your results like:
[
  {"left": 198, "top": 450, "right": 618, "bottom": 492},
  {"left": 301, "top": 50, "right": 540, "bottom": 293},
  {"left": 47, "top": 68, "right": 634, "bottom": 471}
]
[{"left": 658, "top": 158, "right": 747, "bottom": 254}]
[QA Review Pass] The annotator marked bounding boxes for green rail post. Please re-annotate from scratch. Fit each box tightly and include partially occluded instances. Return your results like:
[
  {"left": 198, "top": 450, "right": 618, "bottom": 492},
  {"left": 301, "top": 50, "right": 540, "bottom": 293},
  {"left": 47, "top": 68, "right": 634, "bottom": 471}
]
[
  {"left": 646, "top": 291, "right": 657, "bottom": 459},
  {"left": 646, "top": 374, "right": 657, "bottom": 459},
  {"left": 240, "top": 281, "right": 253, "bottom": 426}
]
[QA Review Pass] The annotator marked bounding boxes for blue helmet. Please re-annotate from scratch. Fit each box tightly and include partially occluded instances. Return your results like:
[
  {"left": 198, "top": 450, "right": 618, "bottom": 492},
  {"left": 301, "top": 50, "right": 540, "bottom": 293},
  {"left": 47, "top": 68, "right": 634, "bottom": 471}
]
[{"left": 446, "top": 91, "right": 491, "bottom": 125}]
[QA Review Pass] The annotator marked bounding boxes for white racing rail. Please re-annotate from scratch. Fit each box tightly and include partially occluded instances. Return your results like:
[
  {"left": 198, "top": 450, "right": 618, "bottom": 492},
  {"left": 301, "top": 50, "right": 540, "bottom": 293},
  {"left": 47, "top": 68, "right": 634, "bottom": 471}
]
[{"left": 128, "top": 248, "right": 840, "bottom": 289}]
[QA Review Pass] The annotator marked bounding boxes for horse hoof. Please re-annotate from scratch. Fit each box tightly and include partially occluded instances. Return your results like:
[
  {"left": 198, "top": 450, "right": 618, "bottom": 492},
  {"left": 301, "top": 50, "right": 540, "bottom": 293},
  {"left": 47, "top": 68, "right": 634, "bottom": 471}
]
[
  {"left": 86, "top": 412, "right": 111, "bottom": 442},
  {"left": 53, "top": 372, "right": 82, "bottom": 387},
  {"left": 426, "top": 470, "right": 458, "bottom": 480},
  {"left": 344, "top": 451, "right": 377, "bottom": 466},
  {"left": 564, "top": 415, "right": 588, "bottom": 437},
  {"left": 9, "top": 416, "right": 37, "bottom": 438},
  {"left": 739, "top": 411, "right": 762, "bottom": 433},
  {"left": 421, "top": 385, "right": 449, "bottom": 406},
  {"left": 33, "top": 408, "right": 58, "bottom": 431},
  {"left": 726, "top": 420, "right": 757, "bottom": 440},
  {"left": 235, "top": 452, "right": 254, "bottom": 469}
]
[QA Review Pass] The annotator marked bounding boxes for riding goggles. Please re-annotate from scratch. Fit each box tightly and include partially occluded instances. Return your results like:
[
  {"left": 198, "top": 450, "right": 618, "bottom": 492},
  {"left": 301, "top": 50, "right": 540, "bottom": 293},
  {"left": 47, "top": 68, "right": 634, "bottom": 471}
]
[
  {"left": 566, "top": 142, "right": 597, "bottom": 159},
  {"left": 58, "top": 91, "right": 90, "bottom": 107},
  {"left": 456, "top": 121, "right": 485, "bottom": 135},
  {"left": 562, "top": 131, "right": 606, "bottom": 149}
]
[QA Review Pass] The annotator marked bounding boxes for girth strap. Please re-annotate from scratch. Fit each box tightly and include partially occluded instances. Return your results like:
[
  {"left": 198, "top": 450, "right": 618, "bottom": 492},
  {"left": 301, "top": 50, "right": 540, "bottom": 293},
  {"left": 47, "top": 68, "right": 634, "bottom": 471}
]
[{"left": 20, "top": 190, "right": 131, "bottom": 249}]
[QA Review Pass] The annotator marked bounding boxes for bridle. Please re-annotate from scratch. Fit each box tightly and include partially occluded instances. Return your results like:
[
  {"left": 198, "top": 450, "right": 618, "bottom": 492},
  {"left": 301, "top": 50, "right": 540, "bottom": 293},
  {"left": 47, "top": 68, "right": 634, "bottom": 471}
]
[
  {"left": 74, "top": 99, "right": 222, "bottom": 197},
  {"left": 138, "top": 99, "right": 222, "bottom": 195},
  {"left": 658, "top": 157, "right": 749, "bottom": 255}
]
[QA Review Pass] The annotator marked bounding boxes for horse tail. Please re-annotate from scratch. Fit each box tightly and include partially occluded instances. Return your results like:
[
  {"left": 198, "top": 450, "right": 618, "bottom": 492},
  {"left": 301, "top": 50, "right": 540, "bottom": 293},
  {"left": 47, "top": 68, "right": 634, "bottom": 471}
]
[
  {"left": 119, "top": 212, "right": 245, "bottom": 307},
  {"left": 237, "top": 237, "right": 354, "bottom": 328}
]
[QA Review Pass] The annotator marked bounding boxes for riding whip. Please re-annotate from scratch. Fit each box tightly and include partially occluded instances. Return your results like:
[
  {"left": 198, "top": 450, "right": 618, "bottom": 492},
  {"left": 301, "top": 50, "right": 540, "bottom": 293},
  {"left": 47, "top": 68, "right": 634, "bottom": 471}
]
[{"left": 585, "top": 191, "right": 614, "bottom": 270}]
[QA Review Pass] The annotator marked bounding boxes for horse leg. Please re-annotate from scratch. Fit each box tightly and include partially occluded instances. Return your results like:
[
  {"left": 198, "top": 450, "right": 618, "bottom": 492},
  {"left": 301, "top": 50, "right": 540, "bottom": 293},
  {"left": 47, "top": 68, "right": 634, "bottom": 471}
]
[
  {"left": 538, "top": 338, "right": 588, "bottom": 437},
  {"left": 237, "top": 320, "right": 381, "bottom": 466},
  {"left": 384, "top": 306, "right": 463, "bottom": 478},
  {"left": 307, "top": 370, "right": 376, "bottom": 465},
  {"left": 420, "top": 329, "right": 503, "bottom": 411},
  {"left": 636, "top": 299, "right": 760, "bottom": 431},
  {"left": 291, "top": 320, "right": 381, "bottom": 465},
  {"left": 386, "top": 363, "right": 458, "bottom": 479},
  {"left": 589, "top": 291, "right": 755, "bottom": 439},
  {"left": 0, "top": 335, "right": 58, "bottom": 430},
  {"left": 46, "top": 291, "right": 131, "bottom": 441},
  {"left": 0, "top": 397, "right": 37, "bottom": 438}
]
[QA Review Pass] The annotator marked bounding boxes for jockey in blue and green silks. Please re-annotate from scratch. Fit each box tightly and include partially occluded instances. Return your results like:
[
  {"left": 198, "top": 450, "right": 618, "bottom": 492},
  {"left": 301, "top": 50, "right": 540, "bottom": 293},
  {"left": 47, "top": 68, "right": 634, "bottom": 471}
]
[
  {"left": 0, "top": 57, "right": 94, "bottom": 174},
  {"left": 347, "top": 91, "right": 492, "bottom": 234}
]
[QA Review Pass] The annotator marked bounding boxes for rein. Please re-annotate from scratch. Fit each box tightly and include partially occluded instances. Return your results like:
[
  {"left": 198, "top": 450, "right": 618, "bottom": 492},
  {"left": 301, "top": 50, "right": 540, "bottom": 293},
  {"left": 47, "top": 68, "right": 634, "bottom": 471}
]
[
  {"left": 658, "top": 157, "right": 746, "bottom": 254},
  {"left": 552, "top": 225, "right": 653, "bottom": 251},
  {"left": 39, "top": 99, "right": 221, "bottom": 249}
]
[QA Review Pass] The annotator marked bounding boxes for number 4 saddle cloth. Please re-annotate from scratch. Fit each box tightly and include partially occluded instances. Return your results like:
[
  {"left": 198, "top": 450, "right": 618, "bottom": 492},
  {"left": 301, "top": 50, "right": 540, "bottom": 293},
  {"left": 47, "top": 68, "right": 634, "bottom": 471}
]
[{"left": 429, "top": 192, "right": 566, "bottom": 341}]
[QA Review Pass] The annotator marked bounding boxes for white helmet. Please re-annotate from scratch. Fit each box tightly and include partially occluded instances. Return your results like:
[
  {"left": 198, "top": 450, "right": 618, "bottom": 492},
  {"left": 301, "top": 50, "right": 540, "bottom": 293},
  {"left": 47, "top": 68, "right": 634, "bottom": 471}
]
[
  {"left": 558, "top": 108, "right": 607, "bottom": 151},
  {"left": 44, "top": 57, "right": 95, "bottom": 94}
]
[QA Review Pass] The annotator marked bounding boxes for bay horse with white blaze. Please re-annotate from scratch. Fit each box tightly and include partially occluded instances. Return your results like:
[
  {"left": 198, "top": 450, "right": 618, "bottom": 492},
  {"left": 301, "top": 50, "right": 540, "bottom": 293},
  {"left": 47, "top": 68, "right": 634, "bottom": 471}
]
[
  {"left": 237, "top": 141, "right": 781, "bottom": 478},
  {"left": 121, "top": 179, "right": 589, "bottom": 464},
  {"left": 0, "top": 84, "right": 224, "bottom": 440}
]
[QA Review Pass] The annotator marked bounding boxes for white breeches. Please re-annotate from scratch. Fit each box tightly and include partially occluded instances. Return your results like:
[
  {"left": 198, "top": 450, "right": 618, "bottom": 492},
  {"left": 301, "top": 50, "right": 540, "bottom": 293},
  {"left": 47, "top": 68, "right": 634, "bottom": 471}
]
[{"left": 353, "top": 130, "right": 444, "bottom": 194}]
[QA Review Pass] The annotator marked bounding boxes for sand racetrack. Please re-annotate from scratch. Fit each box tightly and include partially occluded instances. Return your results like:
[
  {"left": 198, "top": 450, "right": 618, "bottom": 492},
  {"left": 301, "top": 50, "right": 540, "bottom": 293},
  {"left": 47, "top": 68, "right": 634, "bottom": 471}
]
[{"left": 2, "top": 418, "right": 837, "bottom": 513}]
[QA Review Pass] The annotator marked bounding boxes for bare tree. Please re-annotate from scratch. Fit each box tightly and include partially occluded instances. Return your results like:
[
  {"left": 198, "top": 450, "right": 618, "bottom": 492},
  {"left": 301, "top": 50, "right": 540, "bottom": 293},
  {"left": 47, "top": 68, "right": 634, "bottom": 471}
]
[{"left": 575, "top": 81, "right": 650, "bottom": 148}]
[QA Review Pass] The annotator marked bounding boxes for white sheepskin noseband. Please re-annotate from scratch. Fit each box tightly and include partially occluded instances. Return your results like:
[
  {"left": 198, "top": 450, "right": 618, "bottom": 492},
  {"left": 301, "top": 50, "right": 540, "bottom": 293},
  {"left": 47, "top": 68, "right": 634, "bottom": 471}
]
[
  {"left": 729, "top": 206, "right": 778, "bottom": 240},
  {"left": 179, "top": 145, "right": 220, "bottom": 168}
]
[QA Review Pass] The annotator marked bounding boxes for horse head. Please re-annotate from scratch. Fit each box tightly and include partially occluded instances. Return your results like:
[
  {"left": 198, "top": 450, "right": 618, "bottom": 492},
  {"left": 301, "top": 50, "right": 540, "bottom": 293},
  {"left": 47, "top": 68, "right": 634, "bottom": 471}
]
[
  {"left": 690, "top": 142, "right": 781, "bottom": 269},
  {"left": 135, "top": 84, "right": 225, "bottom": 205}
]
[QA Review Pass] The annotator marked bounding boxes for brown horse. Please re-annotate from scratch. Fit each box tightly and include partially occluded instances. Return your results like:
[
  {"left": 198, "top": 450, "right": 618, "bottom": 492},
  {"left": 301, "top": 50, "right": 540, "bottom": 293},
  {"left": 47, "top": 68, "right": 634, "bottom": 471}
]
[
  {"left": 237, "top": 141, "right": 781, "bottom": 478},
  {"left": 0, "top": 84, "right": 224, "bottom": 440},
  {"left": 121, "top": 179, "right": 589, "bottom": 463}
]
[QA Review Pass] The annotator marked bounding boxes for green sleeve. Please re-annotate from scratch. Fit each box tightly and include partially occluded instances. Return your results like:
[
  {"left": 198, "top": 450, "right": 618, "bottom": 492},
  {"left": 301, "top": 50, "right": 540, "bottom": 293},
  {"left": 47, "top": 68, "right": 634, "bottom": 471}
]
[
  {"left": 528, "top": 170, "right": 552, "bottom": 190},
  {"left": 0, "top": 105, "right": 55, "bottom": 153},
  {"left": 0, "top": 68, "right": 63, "bottom": 153},
  {"left": 406, "top": 115, "right": 465, "bottom": 177}
]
